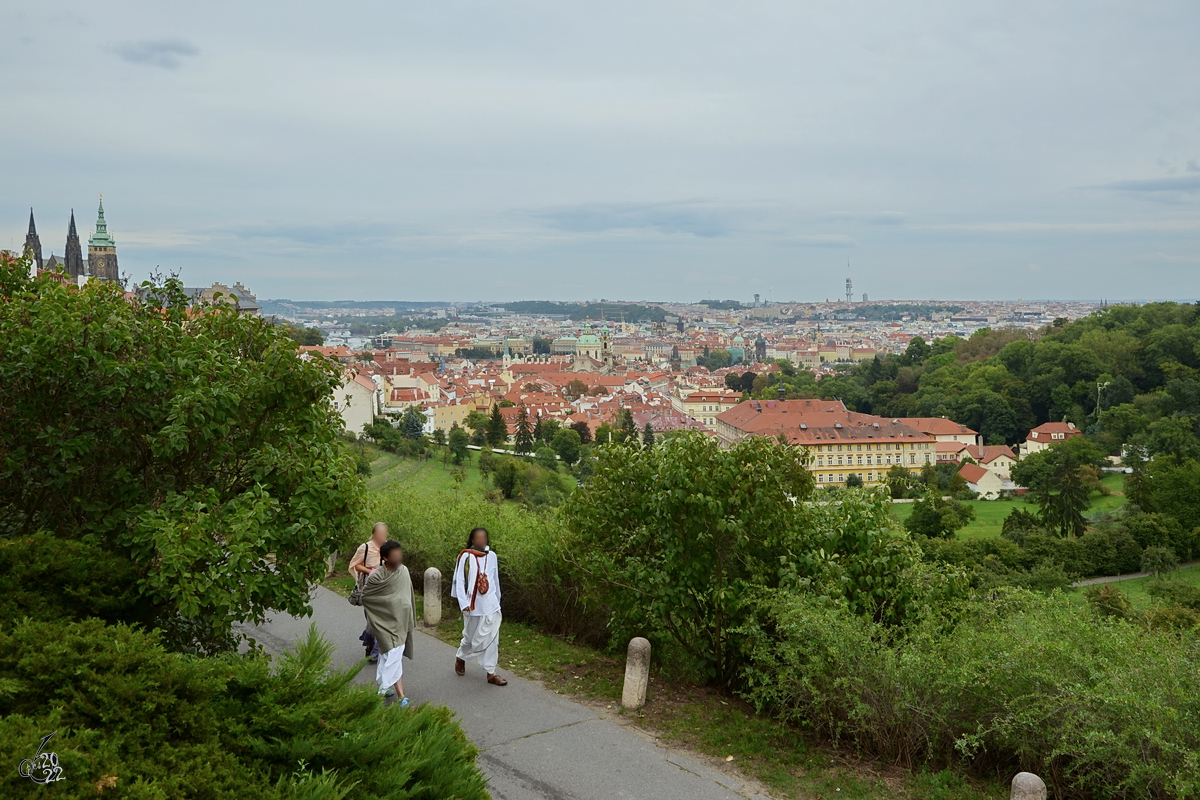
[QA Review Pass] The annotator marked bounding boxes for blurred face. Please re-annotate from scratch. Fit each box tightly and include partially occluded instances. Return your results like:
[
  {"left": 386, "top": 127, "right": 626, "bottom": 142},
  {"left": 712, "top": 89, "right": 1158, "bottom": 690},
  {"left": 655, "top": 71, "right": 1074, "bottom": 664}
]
[
  {"left": 384, "top": 546, "right": 403, "bottom": 568},
  {"left": 372, "top": 524, "right": 388, "bottom": 544},
  {"left": 470, "top": 529, "right": 488, "bottom": 549}
]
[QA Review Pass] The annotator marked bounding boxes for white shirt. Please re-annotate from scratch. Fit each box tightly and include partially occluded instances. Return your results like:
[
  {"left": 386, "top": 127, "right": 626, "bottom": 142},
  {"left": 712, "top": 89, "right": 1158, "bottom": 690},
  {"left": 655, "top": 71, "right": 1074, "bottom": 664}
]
[{"left": 451, "top": 549, "right": 501, "bottom": 616}]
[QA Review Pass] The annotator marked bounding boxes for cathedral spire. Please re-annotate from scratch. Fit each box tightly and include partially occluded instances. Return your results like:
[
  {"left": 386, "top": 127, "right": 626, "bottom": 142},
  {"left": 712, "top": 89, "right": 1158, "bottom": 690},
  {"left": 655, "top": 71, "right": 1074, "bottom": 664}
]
[
  {"left": 65, "top": 209, "right": 85, "bottom": 281},
  {"left": 24, "top": 208, "right": 43, "bottom": 270},
  {"left": 89, "top": 196, "right": 115, "bottom": 248}
]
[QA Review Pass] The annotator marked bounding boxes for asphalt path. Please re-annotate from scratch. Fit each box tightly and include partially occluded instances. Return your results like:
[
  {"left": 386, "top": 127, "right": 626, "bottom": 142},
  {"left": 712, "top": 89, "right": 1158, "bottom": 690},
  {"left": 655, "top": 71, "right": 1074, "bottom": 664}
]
[{"left": 241, "top": 585, "right": 771, "bottom": 800}]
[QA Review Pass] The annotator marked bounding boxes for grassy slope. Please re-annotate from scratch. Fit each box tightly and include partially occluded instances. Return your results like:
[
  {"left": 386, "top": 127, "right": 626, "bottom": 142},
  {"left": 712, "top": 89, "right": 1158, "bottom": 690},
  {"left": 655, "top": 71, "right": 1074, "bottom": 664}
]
[{"left": 889, "top": 473, "right": 1126, "bottom": 541}]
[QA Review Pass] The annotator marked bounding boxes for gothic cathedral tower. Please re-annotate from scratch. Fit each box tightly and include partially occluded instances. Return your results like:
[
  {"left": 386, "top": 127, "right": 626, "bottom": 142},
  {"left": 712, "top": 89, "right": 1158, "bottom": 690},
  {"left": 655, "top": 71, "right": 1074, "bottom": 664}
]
[
  {"left": 24, "top": 208, "right": 43, "bottom": 270},
  {"left": 65, "top": 210, "right": 86, "bottom": 281},
  {"left": 87, "top": 197, "right": 119, "bottom": 281}
]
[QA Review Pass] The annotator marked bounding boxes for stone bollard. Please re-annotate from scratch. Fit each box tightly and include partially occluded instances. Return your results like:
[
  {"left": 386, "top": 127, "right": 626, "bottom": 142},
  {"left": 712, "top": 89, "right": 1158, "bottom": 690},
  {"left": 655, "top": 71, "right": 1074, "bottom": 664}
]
[
  {"left": 423, "top": 567, "right": 442, "bottom": 627},
  {"left": 1011, "top": 772, "right": 1046, "bottom": 800},
  {"left": 325, "top": 551, "right": 338, "bottom": 578},
  {"left": 621, "top": 637, "right": 651, "bottom": 710}
]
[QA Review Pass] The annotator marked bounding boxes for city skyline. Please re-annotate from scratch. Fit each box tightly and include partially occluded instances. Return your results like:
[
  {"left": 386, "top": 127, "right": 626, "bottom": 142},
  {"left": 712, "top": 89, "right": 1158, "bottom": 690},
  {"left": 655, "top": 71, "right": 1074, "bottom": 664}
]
[{"left": 3, "top": 1, "right": 1199, "bottom": 301}]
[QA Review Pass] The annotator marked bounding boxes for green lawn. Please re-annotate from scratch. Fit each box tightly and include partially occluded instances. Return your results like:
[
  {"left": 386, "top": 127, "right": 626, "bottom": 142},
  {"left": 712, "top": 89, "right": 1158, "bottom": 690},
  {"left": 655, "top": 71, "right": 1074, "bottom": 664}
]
[
  {"left": 890, "top": 474, "right": 1127, "bottom": 541},
  {"left": 364, "top": 445, "right": 489, "bottom": 494}
]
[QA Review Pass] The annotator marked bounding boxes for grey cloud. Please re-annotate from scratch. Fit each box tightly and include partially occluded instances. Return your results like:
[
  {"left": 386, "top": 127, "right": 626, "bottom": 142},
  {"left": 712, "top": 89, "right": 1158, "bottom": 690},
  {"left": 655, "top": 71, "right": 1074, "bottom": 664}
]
[
  {"left": 780, "top": 234, "right": 855, "bottom": 248},
  {"left": 114, "top": 39, "right": 199, "bottom": 69},
  {"left": 531, "top": 201, "right": 731, "bottom": 238},
  {"left": 822, "top": 211, "right": 907, "bottom": 225},
  {"left": 213, "top": 220, "right": 402, "bottom": 248},
  {"left": 1100, "top": 174, "right": 1200, "bottom": 195},
  {"left": 1188, "top": 160, "right": 1200, "bottom": 173}
]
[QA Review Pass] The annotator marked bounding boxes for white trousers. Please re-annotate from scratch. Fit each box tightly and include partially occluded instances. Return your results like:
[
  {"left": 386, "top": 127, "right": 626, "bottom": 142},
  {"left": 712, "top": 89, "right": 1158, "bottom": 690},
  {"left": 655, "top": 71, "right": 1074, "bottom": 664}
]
[
  {"left": 456, "top": 611, "right": 502, "bottom": 674},
  {"left": 376, "top": 647, "right": 404, "bottom": 694}
]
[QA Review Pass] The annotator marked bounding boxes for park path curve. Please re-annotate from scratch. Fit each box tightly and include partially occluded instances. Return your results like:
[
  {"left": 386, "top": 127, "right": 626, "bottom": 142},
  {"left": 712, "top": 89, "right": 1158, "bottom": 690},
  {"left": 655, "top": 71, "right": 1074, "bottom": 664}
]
[{"left": 241, "top": 586, "right": 772, "bottom": 800}]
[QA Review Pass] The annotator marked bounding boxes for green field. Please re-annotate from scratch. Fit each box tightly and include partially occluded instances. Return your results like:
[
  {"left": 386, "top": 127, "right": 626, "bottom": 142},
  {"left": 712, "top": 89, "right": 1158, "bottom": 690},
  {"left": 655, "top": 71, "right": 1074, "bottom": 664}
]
[
  {"left": 364, "top": 445, "right": 489, "bottom": 494},
  {"left": 890, "top": 473, "right": 1126, "bottom": 541}
]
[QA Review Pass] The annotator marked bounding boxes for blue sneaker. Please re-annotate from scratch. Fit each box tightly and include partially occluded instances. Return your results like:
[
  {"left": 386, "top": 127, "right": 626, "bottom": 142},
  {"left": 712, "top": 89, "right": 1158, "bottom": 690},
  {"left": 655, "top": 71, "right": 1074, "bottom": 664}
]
[
  {"left": 383, "top": 687, "right": 396, "bottom": 698},
  {"left": 398, "top": 697, "right": 410, "bottom": 709}
]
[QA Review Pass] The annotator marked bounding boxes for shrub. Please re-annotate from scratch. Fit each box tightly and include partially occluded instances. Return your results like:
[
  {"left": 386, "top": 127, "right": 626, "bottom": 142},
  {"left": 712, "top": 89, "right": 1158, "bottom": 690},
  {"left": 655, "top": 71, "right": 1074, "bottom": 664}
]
[
  {"left": 1142, "top": 546, "right": 1180, "bottom": 578},
  {"left": 0, "top": 619, "right": 488, "bottom": 799},
  {"left": 0, "top": 263, "right": 363, "bottom": 653},
  {"left": 1084, "top": 583, "right": 1134, "bottom": 620},
  {"left": 904, "top": 493, "right": 976, "bottom": 539},
  {"left": 741, "top": 590, "right": 1200, "bottom": 799},
  {"left": 1146, "top": 577, "right": 1200, "bottom": 611},
  {"left": 565, "top": 434, "right": 816, "bottom": 684}
]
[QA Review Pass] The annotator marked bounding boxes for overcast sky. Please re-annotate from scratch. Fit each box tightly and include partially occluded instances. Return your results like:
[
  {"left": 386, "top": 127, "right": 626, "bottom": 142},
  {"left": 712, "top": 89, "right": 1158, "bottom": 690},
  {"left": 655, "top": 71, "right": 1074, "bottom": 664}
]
[{"left": 3, "top": 1, "right": 1198, "bottom": 302}]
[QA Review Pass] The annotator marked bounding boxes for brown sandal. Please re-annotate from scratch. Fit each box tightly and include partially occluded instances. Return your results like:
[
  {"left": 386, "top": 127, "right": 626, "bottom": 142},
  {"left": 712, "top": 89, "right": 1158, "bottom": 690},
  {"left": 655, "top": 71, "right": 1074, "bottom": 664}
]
[
  {"left": 455, "top": 658, "right": 465, "bottom": 676},
  {"left": 487, "top": 673, "right": 508, "bottom": 686}
]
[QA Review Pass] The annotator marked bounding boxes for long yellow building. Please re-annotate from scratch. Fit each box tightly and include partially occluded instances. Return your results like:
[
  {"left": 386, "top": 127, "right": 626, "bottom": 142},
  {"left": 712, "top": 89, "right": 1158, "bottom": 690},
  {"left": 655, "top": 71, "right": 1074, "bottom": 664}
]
[{"left": 714, "top": 399, "right": 936, "bottom": 486}]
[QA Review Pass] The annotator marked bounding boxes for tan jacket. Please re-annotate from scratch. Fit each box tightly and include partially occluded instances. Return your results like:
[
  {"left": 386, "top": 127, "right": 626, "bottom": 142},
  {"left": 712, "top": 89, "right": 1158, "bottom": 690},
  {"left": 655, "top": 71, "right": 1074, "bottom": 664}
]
[{"left": 347, "top": 540, "right": 382, "bottom": 582}]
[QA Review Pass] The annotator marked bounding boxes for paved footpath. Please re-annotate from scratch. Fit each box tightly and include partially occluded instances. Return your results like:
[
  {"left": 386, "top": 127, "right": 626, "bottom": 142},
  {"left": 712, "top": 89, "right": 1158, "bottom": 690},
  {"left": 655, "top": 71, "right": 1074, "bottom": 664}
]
[{"left": 241, "top": 586, "right": 772, "bottom": 800}]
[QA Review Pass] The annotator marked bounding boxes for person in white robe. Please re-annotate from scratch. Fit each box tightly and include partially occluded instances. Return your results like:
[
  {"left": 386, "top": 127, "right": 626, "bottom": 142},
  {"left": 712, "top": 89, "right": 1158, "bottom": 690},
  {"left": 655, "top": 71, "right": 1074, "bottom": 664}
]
[
  {"left": 450, "top": 527, "right": 507, "bottom": 686},
  {"left": 361, "top": 540, "right": 416, "bottom": 707}
]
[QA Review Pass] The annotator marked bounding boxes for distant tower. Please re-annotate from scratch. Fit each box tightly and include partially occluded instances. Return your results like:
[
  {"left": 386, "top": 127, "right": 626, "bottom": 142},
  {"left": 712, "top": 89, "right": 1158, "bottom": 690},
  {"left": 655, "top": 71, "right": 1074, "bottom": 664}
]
[
  {"left": 24, "top": 208, "right": 43, "bottom": 270},
  {"left": 777, "top": 372, "right": 787, "bottom": 401},
  {"left": 87, "top": 196, "right": 119, "bottom": 281},
  {"left": 600, "top": 323, "right": 614, "bottom": 369},
  {"left": 64, "top": 210, "right": 86, "bottom": 281},
  {"left": 754, "top": 333, "right": 767, "bottom": 363},
  {"left": 845, "top": 259, "right": 853, "bottom": 305},
  {"left": 754, "top": 293, "right": 761, "bottom": 308},
  {"left": 862, "top": 293, "right": 868, "bottom": 303}
]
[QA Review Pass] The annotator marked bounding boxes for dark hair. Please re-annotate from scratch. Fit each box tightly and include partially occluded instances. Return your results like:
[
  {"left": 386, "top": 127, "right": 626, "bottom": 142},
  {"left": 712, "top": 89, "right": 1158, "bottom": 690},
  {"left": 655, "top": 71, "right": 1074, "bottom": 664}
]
[
  {"left": 380, "top": 540, "right": 403, "bottom": 560},
  {"left": 467, "top": 527, "right": 489, "bottom": 548}
]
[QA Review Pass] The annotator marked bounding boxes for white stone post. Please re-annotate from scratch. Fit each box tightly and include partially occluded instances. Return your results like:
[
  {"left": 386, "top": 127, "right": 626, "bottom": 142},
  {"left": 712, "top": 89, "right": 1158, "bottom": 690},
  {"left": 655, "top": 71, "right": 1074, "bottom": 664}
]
[
  {"left": 1011, "top": 772, "right": 1046, "bottom": 800},
  {"left": 325, "top": 550, "right": 338, "bottom": 578},
  {"left": 621, "top": 637, "right": 651, "bottom": 709},
  {"left": 423, "top": 567, "right": 442, "bottom": 626}
]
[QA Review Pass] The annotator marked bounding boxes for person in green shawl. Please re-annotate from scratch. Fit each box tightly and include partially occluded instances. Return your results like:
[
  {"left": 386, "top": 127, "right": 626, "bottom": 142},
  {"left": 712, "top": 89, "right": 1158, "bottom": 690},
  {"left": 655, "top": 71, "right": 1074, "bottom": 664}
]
[{"left": 361, "top": 540, "right": 416, "bottom": 707}]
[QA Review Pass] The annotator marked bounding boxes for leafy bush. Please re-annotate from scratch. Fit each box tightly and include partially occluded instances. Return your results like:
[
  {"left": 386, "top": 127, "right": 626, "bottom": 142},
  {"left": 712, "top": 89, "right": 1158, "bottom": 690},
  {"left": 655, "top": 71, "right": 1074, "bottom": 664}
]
[
  {"left": 0, "top": 619, "right": 487, "bottom": 799},
  {"left": 904, "top": 493, "right": 976, "bottom": 538},
  {"left": 0, "top": 261, "right": 363, "bottom": 652},
  {"left": 1084, "top": 583, "right": 1134, "bottom": 620},
  {"left": 741, "top": 590, "right": 1200, "bottom": 799},
  {"left": 564, "top": 433, "right": 817, "bottom": 684}
]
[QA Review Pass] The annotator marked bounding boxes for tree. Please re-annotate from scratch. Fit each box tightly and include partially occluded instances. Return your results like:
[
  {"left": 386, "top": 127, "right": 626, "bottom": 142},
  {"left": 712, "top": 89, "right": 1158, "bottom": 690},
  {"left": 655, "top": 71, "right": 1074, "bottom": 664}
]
[
  {"left": 448, "top": 424, "right": 470, "bottom": 465},
  {"left": 724, "top": 372, "right": 741, "bottom": 391},
  {"left": 642, "top": 422, "right": 656, "bottom": 448},
  {"left": 552, "top": 428, "right": 582, "bottom": 465},
  {"left": 432, "top": 427, "right": 447, "bottom": 447},
  {"left": 532, "top": 414, "right": 545, "bottom": 442},
  {"left": 1141, "top": 545, "right": 1179, "bottom": 578},
  {"left": 885, "top": 464, "right": 914, "bottom": 499},
  {"left": 0, "top": 256, "right": 362, "bottom": 653},
  {"left": 739, "top": 371, "right": 757, "bottom": 394},
  {"left": 571, "top": 419, "right": 593, "bottom": 443},
  {"left": 478, "top": 446, "right": 496, "bottom": 481},
  {"left": 514, "top": 405, "right": 534, "bottom": 454},
  {"left": 534, "top": 446, "right": 559, "bottom": 471},
  {"left": 402, "top": 406, "right": 425, "bottom": 439},
  {"left": 617, "top": 408, "right": 640, "bottom": 445},
  {"left": 565, "top": 432, "right": 816, "bottom": 684},
  {"left": 486, "top": 404, "right": 508, "bottom": 447},
  {"left": 904, "top": 493, "right": 976, "bottom": 538},
  {"left": 846, "top": 473, "right": 863, "bottom": 488},
  {"left": 1039, "top": 453, "right": 1089, "bottom": 538}
]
